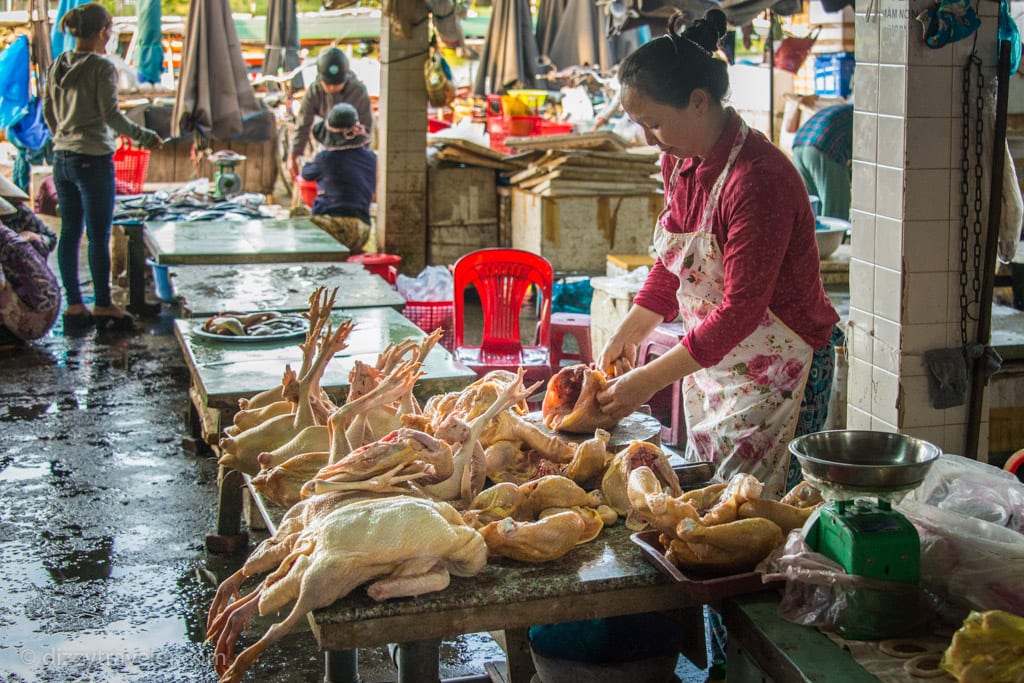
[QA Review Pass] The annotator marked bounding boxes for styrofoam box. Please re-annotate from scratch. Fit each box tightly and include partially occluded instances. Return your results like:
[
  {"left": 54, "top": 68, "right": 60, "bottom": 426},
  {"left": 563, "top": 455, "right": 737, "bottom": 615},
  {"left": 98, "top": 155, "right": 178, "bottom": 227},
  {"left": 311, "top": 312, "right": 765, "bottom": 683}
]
[{"left": 728, "top": 64, "right": 796, "bottom": 113}]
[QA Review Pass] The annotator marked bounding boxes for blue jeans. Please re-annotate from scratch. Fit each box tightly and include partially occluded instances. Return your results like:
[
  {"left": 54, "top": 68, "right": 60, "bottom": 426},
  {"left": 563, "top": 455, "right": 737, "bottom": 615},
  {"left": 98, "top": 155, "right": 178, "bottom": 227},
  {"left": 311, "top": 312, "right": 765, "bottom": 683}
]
[{"left": 54, "top": 151, "right": 115, "bottom": 308}]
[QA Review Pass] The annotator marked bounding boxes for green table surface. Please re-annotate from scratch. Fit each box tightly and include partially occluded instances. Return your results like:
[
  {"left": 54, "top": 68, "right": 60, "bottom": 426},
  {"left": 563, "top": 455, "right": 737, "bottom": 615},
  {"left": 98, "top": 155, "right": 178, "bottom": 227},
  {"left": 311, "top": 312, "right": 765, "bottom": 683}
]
[
  {"left": 145, "top": 218, "right": 350, "bottom": 265},
  {"left": 174, "top": 307, "right": 474, "bottom": 409},
  {"left": 721, "top": 592, "right": 880, "bottom": 682},
  {"left": 171, "top": 262, "right": 405, "bottom": 317}
]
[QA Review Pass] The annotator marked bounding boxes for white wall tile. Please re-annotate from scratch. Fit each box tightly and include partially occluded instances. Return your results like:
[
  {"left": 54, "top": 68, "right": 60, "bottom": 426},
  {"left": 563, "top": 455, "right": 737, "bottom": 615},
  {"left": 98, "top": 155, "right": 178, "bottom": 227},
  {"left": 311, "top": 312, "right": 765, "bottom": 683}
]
[
  {"left": 872, "top": 365, "right": 900, "bottom": 423},
  {"left": 847, "top": 405, "right": 872, "bottom": 428},
  {"left": 848, "top": 357, "right": 875, "bottom": 412},
  {"left": 876, "top": 165, "right": 904, "bottom": 219},
  {"left": 906, "top": 116, "right": 952, "bottom": 169},
  {"left": 900, "top": 375, "right": 943, "bottom": 428},
  {"left": 906, "top": 168, "right": 952, "bottom": 221},
  {"left": 903, "top": 220, "right": 949, "bottom": 272},
  {"left": 855, "top": 63, "right": 880, "bottom": 114},
  {"left": 878, "top": 65, "right": 906, "bottom": 116},
  {"left": 872, "top": 316, "right": 901, "bottom": 373},
  {"left": 943, "top": 402, "right": 969, "bottom": 426},
  {"left": 899, "top": 350, "right": 928, "bottom": 377},
  {"left": 876, "top": 115, "right": 905, "bottom": 167},
  {"left": 853, "top": 111, "right": 878, "bottom": 163},
  {"left": 871, "top": 416, "right": 899, "bottom": 432},
  {"left": 852, "top": 161, "right": 877, "bottom": 213},
  {"left": 873, "top": 215, "right": 903, "bottom": 270},
  {"left": 850, "top": 210, "right": 876, "bottom": 261},
  {"left": 874, "top": 265, "right": 902, "bottom": 322},
  {"left": 848, "top": 311, "right": 875, "bottom": 364},
  {"left": 904, "top": 271, "right": 949, "bottom": 324},
  {"left": 855, "top": 12, "right": 880, "bottom": 64},
  {"left": 943, "top": 423, "right": 967, "bottom": 455},
  {"left": 904, "top": 425, "right": 945, "bottom": 446},
  {"left": 901, "top": 324, "right": 946, "bottom": 355},
  {"left": 906, "top": 65, "right": 956, "bottom": 118},
  {"left": 878, "top": 0, "right": 911, "bottom": 65},
  {"left": 850, "top": 258, "right": 876, "bottom": 311}
]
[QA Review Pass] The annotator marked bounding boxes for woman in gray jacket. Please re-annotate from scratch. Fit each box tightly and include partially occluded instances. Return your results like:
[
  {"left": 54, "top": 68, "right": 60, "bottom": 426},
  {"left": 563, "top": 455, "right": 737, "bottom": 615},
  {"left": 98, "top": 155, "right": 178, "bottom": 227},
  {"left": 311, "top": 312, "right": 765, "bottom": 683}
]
[{"left": 43, "top": 2, "right": 162, "bottom": 332}]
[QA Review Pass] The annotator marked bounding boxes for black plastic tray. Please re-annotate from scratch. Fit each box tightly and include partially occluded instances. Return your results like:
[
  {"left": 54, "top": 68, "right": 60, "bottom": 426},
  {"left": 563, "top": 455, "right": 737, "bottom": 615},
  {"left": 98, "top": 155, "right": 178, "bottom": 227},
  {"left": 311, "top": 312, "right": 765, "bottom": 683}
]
[{"left": 630, "top": 530, "right": 781, "bottom": 603}]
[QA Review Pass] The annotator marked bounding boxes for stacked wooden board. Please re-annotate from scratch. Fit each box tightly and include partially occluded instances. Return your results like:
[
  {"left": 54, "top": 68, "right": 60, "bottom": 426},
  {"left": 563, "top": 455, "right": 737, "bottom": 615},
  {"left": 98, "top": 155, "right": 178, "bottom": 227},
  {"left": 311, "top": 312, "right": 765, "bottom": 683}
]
[{"left": 504, "top": 147, "right": 662, "bottom": 197}]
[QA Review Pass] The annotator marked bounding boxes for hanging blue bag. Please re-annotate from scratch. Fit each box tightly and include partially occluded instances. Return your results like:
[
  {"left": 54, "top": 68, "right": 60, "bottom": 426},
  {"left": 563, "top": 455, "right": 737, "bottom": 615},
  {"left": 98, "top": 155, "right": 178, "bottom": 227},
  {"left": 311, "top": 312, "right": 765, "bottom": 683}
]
[
  {"left": 0, "top": 35, "right": 30, "bottom": 129},
  {"left": 999, "top": 0, "right": 1021, "bottom": 75},
  {"left": 9, "top": 95, "right": 51, "bottom": 150}
]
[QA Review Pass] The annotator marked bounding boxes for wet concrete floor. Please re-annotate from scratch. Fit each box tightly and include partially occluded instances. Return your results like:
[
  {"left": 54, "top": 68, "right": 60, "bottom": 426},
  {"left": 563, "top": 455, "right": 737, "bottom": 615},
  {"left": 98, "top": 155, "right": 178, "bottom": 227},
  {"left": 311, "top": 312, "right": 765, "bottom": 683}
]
[{"left": 0, "top": 305, "right": 508, "bottom": 682}]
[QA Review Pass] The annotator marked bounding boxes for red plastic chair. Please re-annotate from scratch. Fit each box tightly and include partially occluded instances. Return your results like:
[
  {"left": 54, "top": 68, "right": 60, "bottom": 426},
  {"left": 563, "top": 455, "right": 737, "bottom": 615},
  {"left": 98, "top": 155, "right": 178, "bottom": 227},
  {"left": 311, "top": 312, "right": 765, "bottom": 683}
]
[{"left": 453, "top": 248, "right": 554, "bottom": 387}]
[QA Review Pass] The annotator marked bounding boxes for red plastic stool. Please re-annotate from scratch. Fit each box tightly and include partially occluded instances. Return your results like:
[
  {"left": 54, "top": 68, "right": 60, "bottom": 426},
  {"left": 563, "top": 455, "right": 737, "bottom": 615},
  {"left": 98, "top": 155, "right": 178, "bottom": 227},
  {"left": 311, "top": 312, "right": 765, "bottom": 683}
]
[
  {"left": 636, "top": 322, "right": 687, "bottom": 448},
  {"left": 347, "top": 253, "right": 401, "bottom": 286},
  {"left": 545, "top": 312, "right": 594, "bottom": 372}
]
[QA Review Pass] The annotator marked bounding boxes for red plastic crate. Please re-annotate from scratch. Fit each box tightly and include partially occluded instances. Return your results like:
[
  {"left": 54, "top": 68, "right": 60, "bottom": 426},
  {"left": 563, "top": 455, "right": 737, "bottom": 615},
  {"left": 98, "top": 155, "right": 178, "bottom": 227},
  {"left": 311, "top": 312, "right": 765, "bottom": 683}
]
[{"left": 403, "top": 300, "right": 454, "bottom": 350}]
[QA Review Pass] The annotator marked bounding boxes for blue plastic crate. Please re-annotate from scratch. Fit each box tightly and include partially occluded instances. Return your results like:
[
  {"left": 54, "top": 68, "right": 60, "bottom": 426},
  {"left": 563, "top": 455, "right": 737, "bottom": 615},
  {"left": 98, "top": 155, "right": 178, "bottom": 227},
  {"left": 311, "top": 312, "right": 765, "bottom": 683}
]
[{"left": 814, "top": 52, "right": 855, "bottom": 98}]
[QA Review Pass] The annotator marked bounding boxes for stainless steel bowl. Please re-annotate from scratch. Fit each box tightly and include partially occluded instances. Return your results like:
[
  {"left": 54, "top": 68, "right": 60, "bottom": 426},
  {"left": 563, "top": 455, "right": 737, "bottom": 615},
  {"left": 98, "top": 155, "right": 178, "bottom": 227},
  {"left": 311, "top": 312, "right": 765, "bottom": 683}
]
[{"left": 788, "top": 430, "right": 942, "bottom": 492}]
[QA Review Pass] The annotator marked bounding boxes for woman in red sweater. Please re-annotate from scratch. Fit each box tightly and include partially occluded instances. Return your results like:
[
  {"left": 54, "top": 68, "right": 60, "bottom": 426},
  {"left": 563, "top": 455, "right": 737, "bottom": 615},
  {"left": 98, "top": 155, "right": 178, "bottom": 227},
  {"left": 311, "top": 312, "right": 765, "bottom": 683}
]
[{"left": 596, "top": 9, "right": 840, "bottom": 499}]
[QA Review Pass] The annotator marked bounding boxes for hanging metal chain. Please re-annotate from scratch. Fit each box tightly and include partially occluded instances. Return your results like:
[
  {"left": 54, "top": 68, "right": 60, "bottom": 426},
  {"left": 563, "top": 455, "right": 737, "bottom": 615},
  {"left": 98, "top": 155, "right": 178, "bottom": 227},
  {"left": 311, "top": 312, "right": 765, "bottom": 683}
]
[{"left": 959, "top": 53, "right": 984, "bottom": 349}]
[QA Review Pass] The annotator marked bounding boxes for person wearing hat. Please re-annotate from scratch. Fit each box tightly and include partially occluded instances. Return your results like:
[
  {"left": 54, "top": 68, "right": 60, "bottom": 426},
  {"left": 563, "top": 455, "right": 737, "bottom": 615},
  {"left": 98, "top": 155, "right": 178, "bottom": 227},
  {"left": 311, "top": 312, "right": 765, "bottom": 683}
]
[
  {"left": 288, "top": 47, "right": 373, "bottom": 180},
  {"left": 300, "top": 103, "right": 377, "bottom": 253},
  {"left": 0, "top": 192, "right": 61, "bottom": 346},
  {"left": 0, "top": 175, "right": 56, "bottom": 257}
]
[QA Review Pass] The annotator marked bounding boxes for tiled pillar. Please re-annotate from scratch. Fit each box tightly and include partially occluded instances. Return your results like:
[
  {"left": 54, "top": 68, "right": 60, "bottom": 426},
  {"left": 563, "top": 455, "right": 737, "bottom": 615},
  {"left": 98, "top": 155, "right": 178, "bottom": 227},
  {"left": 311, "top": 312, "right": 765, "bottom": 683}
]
[
  {"left": 847, "top": 0, "right": 997, "bottom": 458},
  {"left": 378, "top": 17, "right": 429, "bottom": 274}
]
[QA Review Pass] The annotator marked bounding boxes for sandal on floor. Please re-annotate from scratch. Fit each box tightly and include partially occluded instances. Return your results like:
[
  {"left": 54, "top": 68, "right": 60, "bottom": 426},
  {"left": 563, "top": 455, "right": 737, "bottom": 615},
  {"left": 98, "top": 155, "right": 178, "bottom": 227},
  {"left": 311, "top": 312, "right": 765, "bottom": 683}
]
[
  {"left": 94, "top": 313, "right": 135, "bottom": 332},
  {"left": 62, "top": 311, "right": 94, "bottom": 333}
]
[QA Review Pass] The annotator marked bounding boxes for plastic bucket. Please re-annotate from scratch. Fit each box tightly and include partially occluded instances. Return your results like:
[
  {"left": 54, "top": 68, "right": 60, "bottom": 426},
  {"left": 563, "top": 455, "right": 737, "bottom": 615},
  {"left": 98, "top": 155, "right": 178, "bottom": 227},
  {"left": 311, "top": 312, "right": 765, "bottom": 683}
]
[
  {"left": 145, "top": 258, "right": 175, "bottom": 302},
  {"left": 347, "top": 253, "right": 402, "bottom": 286},
  {"left": 295, "top": 176, "right": 317, "bottom": 207}
]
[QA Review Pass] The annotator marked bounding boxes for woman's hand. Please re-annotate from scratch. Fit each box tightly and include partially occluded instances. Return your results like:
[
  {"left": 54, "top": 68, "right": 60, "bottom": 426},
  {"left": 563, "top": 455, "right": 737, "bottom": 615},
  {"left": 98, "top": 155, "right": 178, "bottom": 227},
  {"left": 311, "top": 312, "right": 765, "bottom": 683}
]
[
  {"left": 598, "top": 336, "right": 638, "bottom": 378},
  {"left": 596, "top": 367, "right": 659, "bottom": 421}
]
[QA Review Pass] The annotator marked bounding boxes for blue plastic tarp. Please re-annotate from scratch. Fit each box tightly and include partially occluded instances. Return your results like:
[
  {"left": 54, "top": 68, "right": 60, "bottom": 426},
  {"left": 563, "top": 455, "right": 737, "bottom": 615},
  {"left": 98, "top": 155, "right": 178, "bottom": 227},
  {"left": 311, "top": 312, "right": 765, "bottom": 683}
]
[
  {"left": 136, "top": 0, "right": 165, "bottom": 84},
  {"left": 0, "top": 36, "right": 30, "bottom": 130}
]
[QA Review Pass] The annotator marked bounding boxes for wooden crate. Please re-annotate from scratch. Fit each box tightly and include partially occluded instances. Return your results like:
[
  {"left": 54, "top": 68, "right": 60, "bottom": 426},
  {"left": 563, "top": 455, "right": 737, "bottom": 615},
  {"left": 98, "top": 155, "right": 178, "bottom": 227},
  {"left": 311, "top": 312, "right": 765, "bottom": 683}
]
[
  {"left": 428, "top": 221, "right": 501, "bottom": 266},
  {"left": 427, "top": 165, "right": 501, "bottom": 266},
  {"left": 145, "top": 137, "right": 278, "bottom": 195},
  {"left": 511, "top": 189, "right": 662, "bottom": 273}
]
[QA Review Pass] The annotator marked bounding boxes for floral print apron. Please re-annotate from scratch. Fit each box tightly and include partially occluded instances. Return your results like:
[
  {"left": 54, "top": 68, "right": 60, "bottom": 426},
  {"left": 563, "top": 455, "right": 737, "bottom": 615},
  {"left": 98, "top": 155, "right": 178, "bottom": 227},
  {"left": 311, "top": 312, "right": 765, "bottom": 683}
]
[{"left": 653, "top": 120, "right": 812, "bottom": 499}]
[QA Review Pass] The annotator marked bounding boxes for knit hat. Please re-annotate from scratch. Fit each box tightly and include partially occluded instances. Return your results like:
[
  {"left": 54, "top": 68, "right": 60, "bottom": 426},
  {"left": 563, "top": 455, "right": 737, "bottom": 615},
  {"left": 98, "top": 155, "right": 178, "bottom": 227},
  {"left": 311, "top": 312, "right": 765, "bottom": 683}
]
[{"left": 312, "top": 103, "right": 371, "bottom": 150}]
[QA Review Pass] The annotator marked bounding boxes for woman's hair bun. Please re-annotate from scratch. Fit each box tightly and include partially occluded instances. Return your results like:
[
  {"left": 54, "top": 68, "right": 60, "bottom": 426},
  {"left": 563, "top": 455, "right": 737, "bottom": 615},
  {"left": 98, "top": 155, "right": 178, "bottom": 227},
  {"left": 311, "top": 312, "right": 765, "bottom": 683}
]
[{"left": 682, "top": 8, "right": 728, "bottom": 53}]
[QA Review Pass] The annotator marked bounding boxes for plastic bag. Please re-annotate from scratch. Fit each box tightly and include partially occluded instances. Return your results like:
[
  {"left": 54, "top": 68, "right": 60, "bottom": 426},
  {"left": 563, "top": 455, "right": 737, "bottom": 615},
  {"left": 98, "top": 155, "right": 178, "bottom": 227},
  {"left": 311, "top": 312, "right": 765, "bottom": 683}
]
[
  {"left": 0, "top": 35, "right": 30, "bottom": 129},
  {"left": 896, "top": 500, "right": 1024, "bottom": 616},
  {"left": 941, "top": 610, "right": 1024, "bottom": 683},
  {"left": 901, "top": 453, "right": 1024, "bottom": 533},
  {"left": 424, "top": 50, "right": 455, "bottom": 108},
  {"left": 396, "top": 265, "right": 453, "bottom": 301},
  {"left": 762, "top": 530, "right": 931, "bottom": 639}
]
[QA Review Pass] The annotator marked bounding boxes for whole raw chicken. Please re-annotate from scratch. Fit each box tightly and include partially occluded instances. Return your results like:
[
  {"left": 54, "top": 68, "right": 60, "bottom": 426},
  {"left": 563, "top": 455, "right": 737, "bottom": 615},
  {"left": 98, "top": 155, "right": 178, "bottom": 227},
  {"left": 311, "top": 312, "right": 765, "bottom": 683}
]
[
  {"left": 541, "top": 364, "right": 620, "bottom": 434},
  {"left": 208, "top": 495, "right": 487, "bottom": 683}
]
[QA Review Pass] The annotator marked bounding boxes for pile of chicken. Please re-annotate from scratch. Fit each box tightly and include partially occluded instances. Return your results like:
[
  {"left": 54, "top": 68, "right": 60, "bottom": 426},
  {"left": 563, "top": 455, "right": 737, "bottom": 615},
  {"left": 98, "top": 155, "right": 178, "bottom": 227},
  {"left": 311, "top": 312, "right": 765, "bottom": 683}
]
[
  {"left": 628, "top": 467, "right": 823, "bottom": 575},
  {"left": 206, "top": 307, "right": 713, "bottom": 682}
]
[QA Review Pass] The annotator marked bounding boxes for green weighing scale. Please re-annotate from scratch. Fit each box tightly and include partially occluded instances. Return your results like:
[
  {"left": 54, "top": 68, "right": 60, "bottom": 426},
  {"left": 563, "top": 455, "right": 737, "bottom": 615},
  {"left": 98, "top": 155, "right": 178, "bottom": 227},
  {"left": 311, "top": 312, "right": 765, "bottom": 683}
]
[
  {"left": 789, "top": 430, "right": 942, "bottom": 640},
  {"left": 208, "top": 150, "right": 247, "bottom": 199}
]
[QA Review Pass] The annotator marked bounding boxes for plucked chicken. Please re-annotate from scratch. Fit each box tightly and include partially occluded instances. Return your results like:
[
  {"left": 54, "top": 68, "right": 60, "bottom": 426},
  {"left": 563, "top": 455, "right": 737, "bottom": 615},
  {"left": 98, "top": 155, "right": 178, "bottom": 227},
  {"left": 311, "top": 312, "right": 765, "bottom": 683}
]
[
  {"left": 541, "top": 364, "right": 619, "bottom": 433},
  {"left": 601, "top": 441, "right": 682, "bottom": 523},
  {"left": 208, "top": 494, "right": 487, "bottom": 683}
]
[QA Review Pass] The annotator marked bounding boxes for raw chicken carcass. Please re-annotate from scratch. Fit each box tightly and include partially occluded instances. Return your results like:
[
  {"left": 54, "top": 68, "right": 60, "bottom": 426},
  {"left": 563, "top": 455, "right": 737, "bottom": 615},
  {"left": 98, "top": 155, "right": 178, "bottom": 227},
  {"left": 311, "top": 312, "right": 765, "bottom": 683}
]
[
  {"left": 208, "top": 495, "right": 487, "bottom": 682},
  {"left": 541, "top": 364, "right": 619, "bottom": 434},
  {"left": 480, "top": 511, "right": 589, "bottom": 563},
  {"left": 601, "top": 441, "right": 681, "bottom": 522},
  {"left": 627, "top": 466, "right": 699, "bottom": 538}
]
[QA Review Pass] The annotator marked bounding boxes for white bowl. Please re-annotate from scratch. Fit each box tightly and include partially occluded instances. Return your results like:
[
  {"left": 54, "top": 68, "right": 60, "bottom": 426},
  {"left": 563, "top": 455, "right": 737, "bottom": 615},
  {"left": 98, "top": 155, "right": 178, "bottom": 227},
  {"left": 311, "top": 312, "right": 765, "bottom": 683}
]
[{"left": 815, "top": 216, "right": 851, "bottom": 259}]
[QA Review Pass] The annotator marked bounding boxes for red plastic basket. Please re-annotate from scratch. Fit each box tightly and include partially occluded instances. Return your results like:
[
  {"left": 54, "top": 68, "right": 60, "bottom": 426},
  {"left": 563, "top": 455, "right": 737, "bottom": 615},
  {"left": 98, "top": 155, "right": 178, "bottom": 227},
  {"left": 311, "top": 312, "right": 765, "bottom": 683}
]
[
  {"left": 113, "top": 136, "right": 150, "bottom": 195},
  {"left": 403, "top": 300, "right": 454, "bottom": 350}
]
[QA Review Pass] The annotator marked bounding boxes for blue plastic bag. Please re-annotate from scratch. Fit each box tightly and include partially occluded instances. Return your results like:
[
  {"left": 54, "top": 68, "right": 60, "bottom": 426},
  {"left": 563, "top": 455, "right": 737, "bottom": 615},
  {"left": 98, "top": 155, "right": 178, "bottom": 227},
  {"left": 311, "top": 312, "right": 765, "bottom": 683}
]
[
  {"left": 999, "top": 0, "right": 1021, "bottom": 75},
  {"left": 8, "top": 95, "right": 51, "bottom": 150},
  {"left": 0, "top": 35, "right": 30, "bottom": 130}
]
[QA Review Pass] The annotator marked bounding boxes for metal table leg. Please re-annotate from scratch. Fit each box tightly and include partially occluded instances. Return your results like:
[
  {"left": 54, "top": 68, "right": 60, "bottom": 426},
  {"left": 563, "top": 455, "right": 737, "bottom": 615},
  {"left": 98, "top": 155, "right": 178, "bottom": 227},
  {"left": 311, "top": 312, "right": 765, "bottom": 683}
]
[
  {"left": 394, "top": 639, "right": 441, "bottom": 683},
  {"left": 120, "top": 221, "right": 161, "bottom": 317},
  {"left": 324, "top": 649, "right": 360, "bottom": 683}
]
